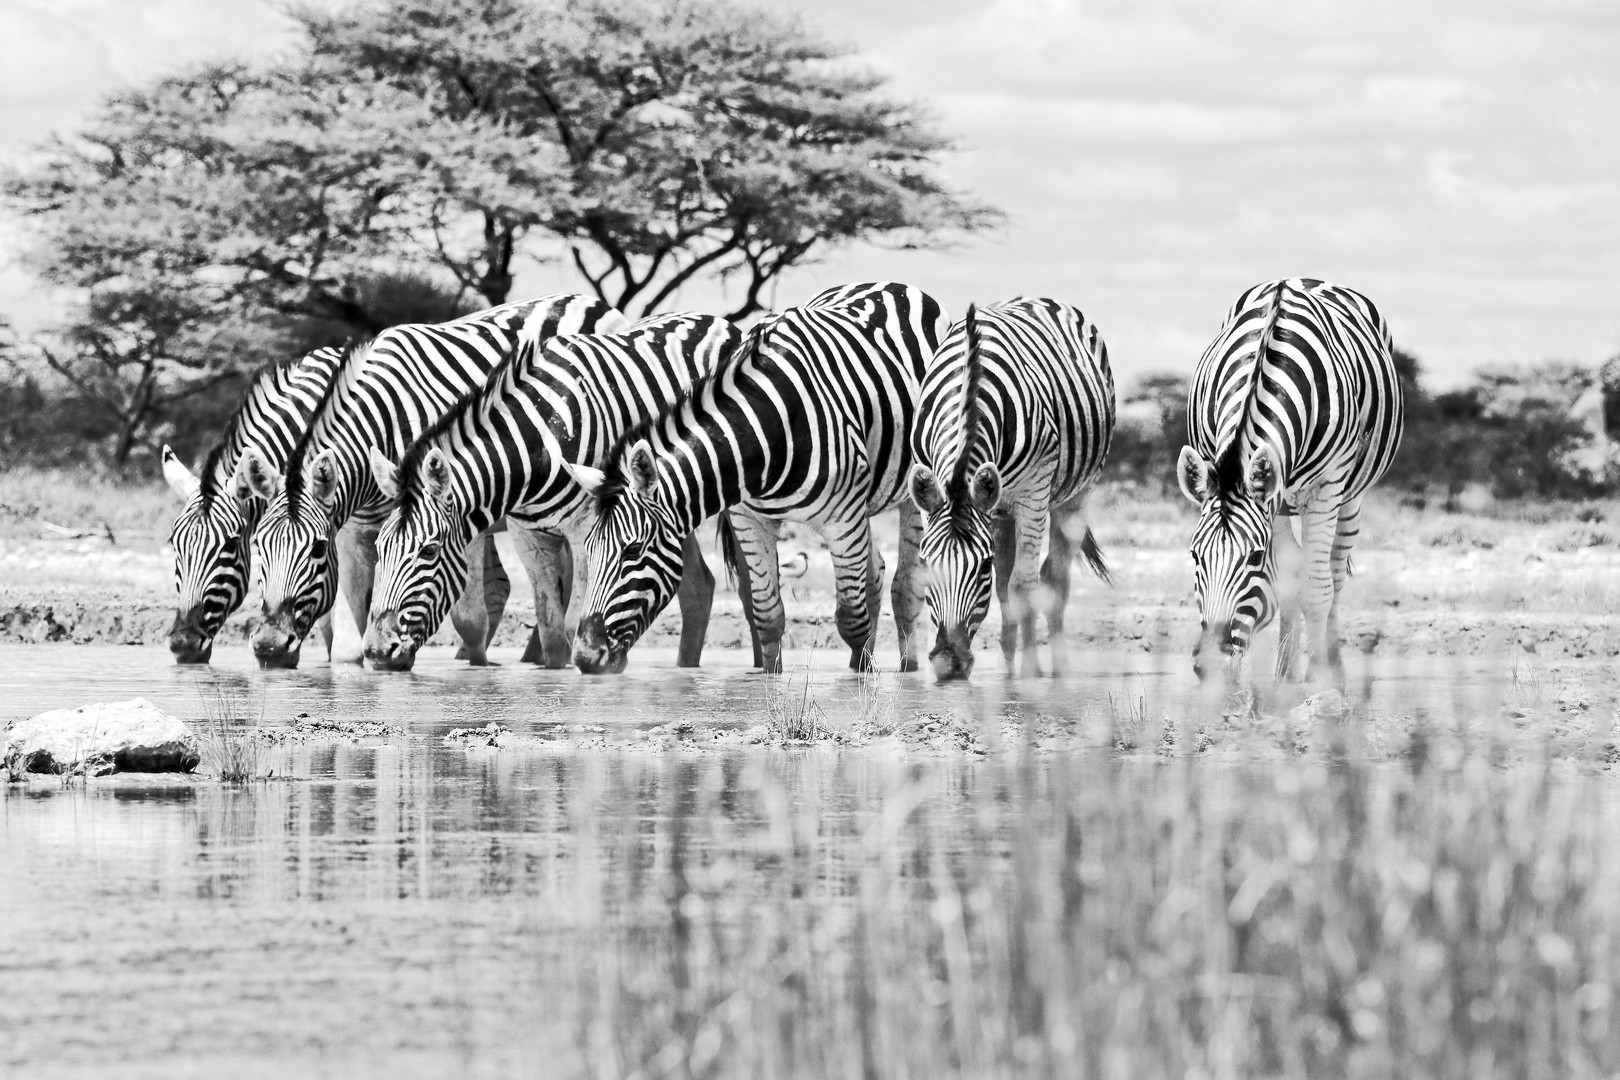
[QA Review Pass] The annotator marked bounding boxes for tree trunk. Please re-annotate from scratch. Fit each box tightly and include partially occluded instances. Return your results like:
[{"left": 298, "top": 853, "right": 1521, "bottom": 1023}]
[
  {"left": 112, "top": 359, "right": 158, "bottom": 465},
  {"left": 477, "top": 214, "right": 516, "bottom": 307}
]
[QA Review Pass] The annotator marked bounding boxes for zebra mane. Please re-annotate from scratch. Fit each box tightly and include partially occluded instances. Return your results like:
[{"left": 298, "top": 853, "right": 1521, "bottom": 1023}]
[
  {"left": 196, "top": 346, "right": 331, "bottom": 512},
  {"left": 285, "top": 337, "right": 364, "bottom": 516},
  {"left": 395, "top": 383, "right": 484, "bottom": 524},
  {"left": 394, "top": 312, "right": 538, "bottom": 524},
  {"left": 1214, "top": 281, "right": 1288, "bottom": 494},
  {"left": 591, "top": 316, "right": 763, "bottom": 512},
  {"left": 947, "top": 304, "right": 987, "bottom": 501}
]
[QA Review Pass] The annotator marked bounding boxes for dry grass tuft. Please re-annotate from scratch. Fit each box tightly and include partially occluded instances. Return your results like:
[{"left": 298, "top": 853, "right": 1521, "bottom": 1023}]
[{"left": 195, "top": 684, "right": 267, "bottom": 783}]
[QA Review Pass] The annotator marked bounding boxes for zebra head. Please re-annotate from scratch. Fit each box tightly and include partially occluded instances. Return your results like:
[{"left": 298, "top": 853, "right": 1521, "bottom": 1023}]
[
  {"left": 162, "top": 445, "right": 254, "bottom": 664},
  {"left": 910, "top": 461, "right": 1000, "bottom": 681},
  {"left": 240, "top": 446, "right": 341, "bottom": 669},
  {"left": 1178, "top": 443, "right": 1281, "bottom": 681},
  {"left": 565, "top": 440, "right": 685, "bottom": 675},
  {"left": 362, "top": 446, "right": 469, "bottom": 672}
]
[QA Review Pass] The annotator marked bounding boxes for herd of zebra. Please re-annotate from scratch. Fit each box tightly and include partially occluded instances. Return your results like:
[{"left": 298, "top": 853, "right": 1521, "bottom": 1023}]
[{"left": 159, "top": 278, "right": 1404, "bottom": 684}]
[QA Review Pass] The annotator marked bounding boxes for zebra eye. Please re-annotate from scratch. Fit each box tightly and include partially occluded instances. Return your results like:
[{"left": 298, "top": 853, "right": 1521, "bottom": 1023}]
[
  {"left": 1247, "top": 548, "right": 1266, "bottom": 567},
  {"left": 419, "top": 541, "right": 442, "bottom": 562},
  {"left": 310, "top": 539, "right": 329, "bottom": 560}
]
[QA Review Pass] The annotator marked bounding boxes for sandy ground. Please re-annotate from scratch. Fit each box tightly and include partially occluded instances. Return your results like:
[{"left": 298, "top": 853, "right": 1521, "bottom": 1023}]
[{"left": 6, "top": 489, "right": 1620, "bottom": 662}]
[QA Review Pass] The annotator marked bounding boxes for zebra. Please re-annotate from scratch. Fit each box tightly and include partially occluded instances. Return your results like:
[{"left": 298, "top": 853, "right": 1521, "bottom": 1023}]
[
  {"left": 564, "top": 282, "right": 946, "bottom": 675},
  {"left": 361, "top": 311, "right": 740, "bottom": 672},
  {"left": 160, "top": 345, "right": 344, "bottom": 664},
  {"left": 908, "top": 298, "right": 1115, "bottom": 681},
  {"left": 1177, "top": 278, "right": 1403, "bottom": 683},
  {"left": 237, "top": 294, "right": 625, "bottom": 669}
]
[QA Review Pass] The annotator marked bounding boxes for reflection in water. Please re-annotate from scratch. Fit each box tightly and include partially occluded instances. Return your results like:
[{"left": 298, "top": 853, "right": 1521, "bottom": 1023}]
[{"left": 1, "top": 643, "right": 1615, "bottom": 1075}]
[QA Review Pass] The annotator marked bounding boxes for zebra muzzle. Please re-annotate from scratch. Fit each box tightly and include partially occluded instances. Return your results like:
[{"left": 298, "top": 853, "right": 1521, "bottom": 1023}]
[
  {"left": 573, "top": 614, "right": 629, "bottom": 675},
  {"left": 251, "top": 610, "right": 304, "bottom": 670},
  {"left": 1192, "top": 621, "right": 1245, "bottom": 682},
  {"left": 929, "top": 625, "right": 976, "bottom": 682},
  {"left": 363, "top": 610, "right": 419, "bottom": 672},
  {"left": 168, "top": 608, "right": 215, "bottom": 665}
]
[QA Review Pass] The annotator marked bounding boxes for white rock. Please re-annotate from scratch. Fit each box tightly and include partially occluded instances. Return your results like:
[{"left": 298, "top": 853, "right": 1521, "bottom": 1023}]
[{"left": 4, "top": 698, "right": 199, "bottom": 775}]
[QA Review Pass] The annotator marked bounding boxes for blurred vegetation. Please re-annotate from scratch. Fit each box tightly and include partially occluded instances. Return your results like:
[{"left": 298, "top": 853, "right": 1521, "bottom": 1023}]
[
  {"left": 1112, "top": 348, "right": 1620, "bottom": 504},
  {"left": 0, "top": 0, "right": 994, "bottom": 471},
  {"left": 564, "top": 690, "right": 1620, "bottom": 1080}
]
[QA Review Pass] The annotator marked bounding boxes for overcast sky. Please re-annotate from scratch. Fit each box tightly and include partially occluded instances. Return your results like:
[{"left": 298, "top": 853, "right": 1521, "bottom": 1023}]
[{"left": 2, "top": 0, "right": 1617, "bottom": 386}]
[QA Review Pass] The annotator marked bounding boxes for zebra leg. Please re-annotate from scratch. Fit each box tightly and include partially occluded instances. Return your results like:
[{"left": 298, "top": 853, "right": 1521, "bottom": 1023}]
[
  {"left": 728, "top": 510, "right": 786, "bottom": 673},
  {"left": 316, "top": 611, "right": 334, "bottom": 661},
  {"left": 1044, "top": 503, "right": 1080, "bottom": 679},
  {"left": 509, "top": 525, "right": 573, "bottom": 668},
  {"left": 722, "top": 512, "right": 765, "bottom": 669},
  {"left": 1326, "top": 495, "right": 1364, "bottom": 683},
  {"left": 331, "top": 522, "right": 376, "bottom": 665},
  {"left": 993, "top": 513, "right": 1018, "bottom": 671},
  {"left": 447, "top": 533, "right": 491, "bottom": 666},
  {"left": 673, "top": 531, "right": 715, "bottom": 668},
  {"left": 482, "top": 532, "right": 513, "bottom": 650},
  {"left": 1297, "top": 487, "right": 1346, "bottom": 685},
  {"left": 1270, "top": 510, "right": 1308, "bottom": 682},
  {"left": 891, "top": 498, "right": 924, "bottom": 673},
  {"left": 821, "top": 518, "right": 882, "bottom": 672},
  {"left": 1009, "top": 500, "right": 1051, "bottom": 679}
]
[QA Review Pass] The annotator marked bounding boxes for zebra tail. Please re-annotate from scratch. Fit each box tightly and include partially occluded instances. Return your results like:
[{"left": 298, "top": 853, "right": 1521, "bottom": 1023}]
[
  {"left": 716, "top": 510, "right": 741, "bottom": 591},
  {"left": 1079, "top": 527, "right": 1112, "bottom": 586}
]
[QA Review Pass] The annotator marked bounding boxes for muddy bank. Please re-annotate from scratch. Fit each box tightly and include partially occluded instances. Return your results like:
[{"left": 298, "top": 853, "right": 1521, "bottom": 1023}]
[{"left": 2, "top": 584, "right": 1616, "bottom": 659}]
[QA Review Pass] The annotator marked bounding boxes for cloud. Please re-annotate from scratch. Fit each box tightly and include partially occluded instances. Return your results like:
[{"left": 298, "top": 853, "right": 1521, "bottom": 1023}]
[{"left": 2, "top": 0, "right": 1618, "bottom": 383}]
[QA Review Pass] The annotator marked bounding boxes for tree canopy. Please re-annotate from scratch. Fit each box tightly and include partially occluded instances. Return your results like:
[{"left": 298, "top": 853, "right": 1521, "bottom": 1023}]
[
  {"left": 304, "top": 0, "right": 998, "bottom": 318},
  {"left": 0, "top": 0, "right": 997, "bottom": 465}
]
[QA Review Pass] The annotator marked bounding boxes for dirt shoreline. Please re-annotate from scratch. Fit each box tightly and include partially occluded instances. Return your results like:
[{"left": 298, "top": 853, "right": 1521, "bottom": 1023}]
[{"left": 2, "top": 585, "right": 1615, "bottom": 659}]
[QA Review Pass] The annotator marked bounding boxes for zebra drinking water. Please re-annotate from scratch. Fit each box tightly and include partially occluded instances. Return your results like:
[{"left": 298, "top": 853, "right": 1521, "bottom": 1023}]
[
  {"left": 160, "top": 345, "right": 344, "bottom": 664},
  {"left": 238, "top": 295, "right": 625, "bottom": 669},
  {"left": 361, "top": 311, "right": 740, "bottom": 672},
  {"left": 908, "top": 299, "right": 1115, "bottom": 680},
  {"left": 564, "top": 282, "right": 946, "bottom": 675},
  {"left": 1177, "top": 278, "right": 1404, "bottom": 684}
]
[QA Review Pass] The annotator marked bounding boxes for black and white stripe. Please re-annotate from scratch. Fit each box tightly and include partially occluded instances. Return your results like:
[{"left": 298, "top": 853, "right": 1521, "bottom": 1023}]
[
  {"left": 1177, "top": 278, "right": 1404, "bottom": 682},
  {"left": 362, "top": 311, "right": 739, "bottom": 672},
  {"left": 567, "top": 282, "right": 946, "bottom": 674},
  {"left": 160, "top": 345, "right": 344, "bottom": 664},
  {"left": 238, "top": 295, "right": 625, "bottom": 669},
  {"left": 908, "top": 298, "right": 1115, "bottom": 680}
]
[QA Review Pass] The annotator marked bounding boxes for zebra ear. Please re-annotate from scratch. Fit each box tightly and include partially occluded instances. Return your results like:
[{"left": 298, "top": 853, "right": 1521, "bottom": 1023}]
[
  {"left": 1244, "top": 445, "right": 1282, "bottom": 504},
  {"left": 422, "top": 448, "right": 452, "bottom": 504},
  {"left": 909, "top": 464, "right": 945, "bottom": 516},
  {"left": 369, "top": 446, "right": 401, "bottom": 501},
  {"left": 161, "top": 445, "right": 201, "bottom": 501},
  {"left": 1176, "top": 446, "right": 1214, "bottom": 505},
  {"left": 970, "top": 463, "right": 1002, "bottom": 513},
  {"left": 627, "top": 441, "right": 659, "bottom": 499},
  {"left": 235, "top": 447, "right": 281, "bottom": 503},
  {"left": 308, "top": 449, "right": 340, "bottom": 509},
  {"left": 562, "top": 460, "right": 607, "bottom": 495}
]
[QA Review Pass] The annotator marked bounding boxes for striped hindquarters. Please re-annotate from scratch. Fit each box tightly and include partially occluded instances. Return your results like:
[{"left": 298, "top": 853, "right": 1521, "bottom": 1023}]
[
  {"left": 1187, "top": 278, "right": 1402, "bottom": 501},
  {"left": 916, "top": 297, "right": 1114, "bottom": 505}
]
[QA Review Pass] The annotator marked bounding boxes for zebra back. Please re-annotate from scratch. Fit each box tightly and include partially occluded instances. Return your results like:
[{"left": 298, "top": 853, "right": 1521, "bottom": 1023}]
[
  {"left": 396, "top": 310, "right": 739, "bottom": 534},
  {"left": 283, "top": 294, "right": 626, "bottom": 527},
  {"left": 916, "top": 297, "right": 1115, "bottom": 510},
  {"left": 596, "top": 282, "right": 946, "bottom": 525},
  {"left": 1187, "top": 278, "right": 1402, "bottom": 503}
]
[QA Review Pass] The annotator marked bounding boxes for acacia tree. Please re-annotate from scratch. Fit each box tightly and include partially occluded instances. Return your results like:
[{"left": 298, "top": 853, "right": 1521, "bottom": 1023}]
[
  {"left": 305, "top": 0, "right": 1000, "bottom": 319},
  {"left": 2, "top": 0, "right": 998, "bottom": 463},
  {"left": 1, "top": 62, "right": 492, "bottom": 461}
]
